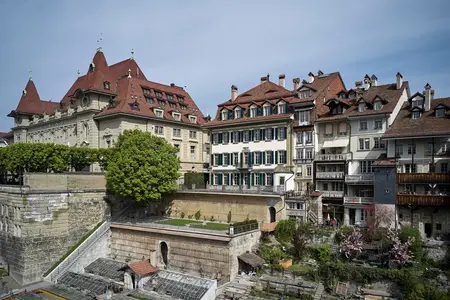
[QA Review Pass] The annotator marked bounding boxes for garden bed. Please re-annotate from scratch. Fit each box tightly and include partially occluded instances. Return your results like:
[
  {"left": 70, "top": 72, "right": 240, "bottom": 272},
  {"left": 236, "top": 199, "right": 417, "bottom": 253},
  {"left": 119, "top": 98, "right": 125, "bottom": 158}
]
[{"left": 156, "top": 219, "right": 229, "bottom": 231}]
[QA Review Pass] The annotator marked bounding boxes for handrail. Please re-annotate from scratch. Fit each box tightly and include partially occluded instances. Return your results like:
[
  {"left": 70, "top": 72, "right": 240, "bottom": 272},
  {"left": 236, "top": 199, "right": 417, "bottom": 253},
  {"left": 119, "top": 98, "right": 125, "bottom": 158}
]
[{"left": 44, "top": 220, "right": 110, "bottom": 283}]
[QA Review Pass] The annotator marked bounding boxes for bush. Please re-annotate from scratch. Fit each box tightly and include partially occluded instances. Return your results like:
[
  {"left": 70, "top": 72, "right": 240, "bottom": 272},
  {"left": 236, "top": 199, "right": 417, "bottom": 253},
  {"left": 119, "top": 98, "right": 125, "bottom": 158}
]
[
  {"left": 194, "top": 210, "right": 201, "bottom": 220},
  {"left": 184, "top": 172, "right": 206, "bottom": 188},
  {"left": 180, "top": 212, "right": 185, "bottom": 219},
  {"left": 227, "top": 211, "right": 232, "bottom": 223},
  {"left": 334, "top": 226, "right": 354, "bottom": 245},
  {"left": 311, "top": 244, "right": 332, "bottom": 263},
  {"left": 274, "top": 218, "right": 297, "bottom": 243},
  {"left": 399, "top": 226, "right": 423, "bottom": 262}
]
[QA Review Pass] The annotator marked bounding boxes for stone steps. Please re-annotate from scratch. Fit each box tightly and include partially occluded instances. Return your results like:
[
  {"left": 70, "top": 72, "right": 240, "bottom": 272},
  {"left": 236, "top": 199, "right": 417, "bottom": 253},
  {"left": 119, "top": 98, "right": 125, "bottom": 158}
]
[{"left": 313, "top": 283, "right": 324, "bottom": 300}]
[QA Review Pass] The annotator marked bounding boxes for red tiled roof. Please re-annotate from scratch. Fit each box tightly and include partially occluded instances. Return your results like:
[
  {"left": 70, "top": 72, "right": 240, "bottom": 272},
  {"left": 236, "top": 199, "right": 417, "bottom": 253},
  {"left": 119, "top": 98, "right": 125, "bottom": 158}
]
[
  {"left": 0, "top": 132, "right": 12, "bottom": 138},
  {"left": 383, "top": 97, "right": 450, "bottom": 138},
  {"left": 373, "top": 154, "right": 396, "bottom": 167},
  {"left": 127, "top": 260, "right": 159, "bottom": 275}
]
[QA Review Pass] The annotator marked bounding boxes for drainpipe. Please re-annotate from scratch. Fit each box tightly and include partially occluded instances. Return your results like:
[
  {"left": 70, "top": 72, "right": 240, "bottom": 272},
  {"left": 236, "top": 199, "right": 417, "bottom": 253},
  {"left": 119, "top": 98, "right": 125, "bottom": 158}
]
[{"left": 431, "top": 137, "right": 435, "bottom": 173}]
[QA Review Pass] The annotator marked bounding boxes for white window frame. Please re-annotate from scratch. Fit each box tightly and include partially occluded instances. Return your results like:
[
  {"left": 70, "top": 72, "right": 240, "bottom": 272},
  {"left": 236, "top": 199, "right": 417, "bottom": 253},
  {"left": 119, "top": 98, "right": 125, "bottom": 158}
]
[
  {"left": 172, "top": 112, "right": 181, "bottom": 121},
  {"left": 278, "top": 102, "right": 286, "bottom": 114},
  {"left": 189, "top": 116, "right": 197, "bottom": 123},
  {"left": 173, "top": 128, "right": 181, "bottom": 137},
  {"left": 190, "top": 145, "right": 196, "bottom": 161},
  {"left": 154, "top": 109, "right": 164, "bottom": 118},
  {"left": 360, "top": 121, "right": 368, "bottom": 131},
  {"left": 155, "top": 126, "right": 164, "bottom": 135},
  {"left": 374, "top": 101, "right": 382, "bottom": 110},
  {"left": 189, "top": 130, "right": 197, "bottom": 139},
  {"left": 221, "top": 110, "right": 228, "bottom": 120}
]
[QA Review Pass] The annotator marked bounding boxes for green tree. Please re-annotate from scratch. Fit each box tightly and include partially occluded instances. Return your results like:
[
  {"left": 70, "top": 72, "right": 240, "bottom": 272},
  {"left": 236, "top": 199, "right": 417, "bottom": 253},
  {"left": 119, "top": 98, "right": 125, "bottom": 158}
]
[
  {"left": 292, "top": 222, "right": 314, "bottom": 259},
  {"left": 274, "top": 218, "right": 297, "bottom": 243},
  {"left": 47, "top": 144, "right": 70, "bottom": 172},
  {"left": 69, "top": 147, "right": 97, "bottom": 171},
  {"left": 97, "top": 148, "right": 113, "bottom": 170},
  {"left": 105, "top": 129, "right": 180, "bottom": 203}
]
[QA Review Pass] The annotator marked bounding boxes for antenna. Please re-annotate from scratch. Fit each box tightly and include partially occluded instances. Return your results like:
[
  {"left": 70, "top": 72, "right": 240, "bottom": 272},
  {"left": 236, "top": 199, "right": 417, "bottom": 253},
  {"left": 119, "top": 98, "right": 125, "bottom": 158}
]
[{"left": 131, "top": 48, "right": 134, "bottom": 60}]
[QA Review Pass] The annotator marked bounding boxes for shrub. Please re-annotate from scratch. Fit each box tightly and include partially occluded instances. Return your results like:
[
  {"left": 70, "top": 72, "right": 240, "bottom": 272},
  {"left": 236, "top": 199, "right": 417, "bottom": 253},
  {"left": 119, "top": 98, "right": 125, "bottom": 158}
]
[
  {"left": 194, "top": 210, "right": 201, "bottom": 220},
  {"left": 399, "top": 226, "right": 423, "bottom": 262},
  {"left": 292, "top": 222, "right": 314, "bottom": 260},
  {"left": 210, "top": 215, "right": 215, "bottom": 221},
  {"left": 187, "top": 214, "right": 193, "bottom": 219},
  {"left": 334, "top": 226, "right": 354, "bottom": 245},
  {"left": 180, "top": 212, "right": 185, "bottom": 219},
  {"left": 274, "top": 218, "right": 297, "bottom": 243},
  {"left": 311, "top": 244, "right": 332, "bottom": 263},
  {"left": 227, "top": 210, "right": 232, "bottom": 223}
]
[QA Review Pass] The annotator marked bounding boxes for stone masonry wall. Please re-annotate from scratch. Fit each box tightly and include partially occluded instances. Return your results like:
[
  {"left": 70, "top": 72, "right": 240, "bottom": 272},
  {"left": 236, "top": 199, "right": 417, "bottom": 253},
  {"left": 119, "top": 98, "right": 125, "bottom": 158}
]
[
  {"left": 398, "top": 206, "right": 450, "bottom": 238},
  {"left": 165, "top": 192, "right": 285, "bottom": 223},
  {"left": 0, "top": 186, "right": 108, "bottom": 285}
]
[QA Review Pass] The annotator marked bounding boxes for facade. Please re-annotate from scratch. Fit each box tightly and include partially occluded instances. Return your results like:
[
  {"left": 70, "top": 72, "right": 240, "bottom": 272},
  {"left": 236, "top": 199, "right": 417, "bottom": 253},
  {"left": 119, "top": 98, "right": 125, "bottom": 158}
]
[
  {"left": 0, "top": 132, "right": 13, "bottom": 147},
  {"left": 381, "top": 84, "right": 450, "bottom": 237},
  {"left": 205, "top": 75, "right": 298, "bottom": 195},
  {"left": 7, "top": 48, "right": 209, "bottom": 176},
  {"left": 314, "top": 73, "right": 409, "bottom": 224}
]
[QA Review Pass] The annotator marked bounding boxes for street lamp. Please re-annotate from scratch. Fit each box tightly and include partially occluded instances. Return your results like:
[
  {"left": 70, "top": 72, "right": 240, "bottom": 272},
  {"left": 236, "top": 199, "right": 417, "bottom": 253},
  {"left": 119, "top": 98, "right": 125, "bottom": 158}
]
[{"left": 323, "top": 204, "right": 336, "bottom": 220}]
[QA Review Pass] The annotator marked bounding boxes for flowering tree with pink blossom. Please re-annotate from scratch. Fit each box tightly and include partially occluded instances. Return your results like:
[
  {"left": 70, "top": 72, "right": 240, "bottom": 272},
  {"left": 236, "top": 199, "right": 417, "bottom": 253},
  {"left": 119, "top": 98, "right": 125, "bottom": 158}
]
[
  {"left": 387, "top": 229, "right": 415, "bottom": 265},
  {"left": 340, "top": 227, "right": 363, "bottom": 259}
]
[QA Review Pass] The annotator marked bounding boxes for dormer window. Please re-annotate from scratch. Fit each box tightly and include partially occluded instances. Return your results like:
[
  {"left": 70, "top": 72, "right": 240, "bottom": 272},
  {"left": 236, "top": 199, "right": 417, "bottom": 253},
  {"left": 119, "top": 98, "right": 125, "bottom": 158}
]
[
  {"left": 250, "top": 106, "right": 258, "bottom": 117},
  {"left": 104, "top": 81, "right": 110, "bottom": 90},
  {"left": 177, "top": 96, "right": 184, "bottom": 104},
  {"left": 89, "top": 62, "right": 95, "bottom": 73},
  {"left": 167, "top": 94, "right": 174, "bottom": 101},
  {"left": 235, "top": 108, "right": 243, "bottom": 119},
  {"left": 412, "top": 98, "right": 423, "bottom": 109},
  {"left": 278, "top": 101, "right": 286, "bottom": 114},
  {"left": 189, "top": 116, "right": 197, "bottom": 124},
  {"left": 299, "top": 90, "right": 312, "bottom": 99},
  {"left": 180, "top": 105, "right": 187, "bottom": 110},
  {"left": 263, "top": 104, "right": 271, "bottom": 116},
  {"left": 145, "top": 97, "right": 154, "bottom": 104},
  {"left": 158, "top": 100, "right": 165, "bottom": 106},
  {"left": 170, "top": 103, "right": 177, "bottom": 108},
  {"left": 172, "top": 112, "right": 181, "bottom": 121},
  {"left": 436, "top": 108, "right": 445, "bottom": 118},
  {"left": 221, "top": 110, "right": 228, "bottom": 120},
  {"left": 155, "top": 91, "right": 163, "bottom": 98},
  {"left": 154, "top": 109, "right": 163, "bottom": 118},
  {"left": 143, "top": 88, "right": 151, "bottom": 95},
  {"left": 412, "top": 111, "right": 421, "bottom": 119},
  {"left": 358, "top": 103, "right": 366, "bottom": 112},
  {"left": 332, "top": 106, "right": 343, "bottom": 115},
  {"left": 374, "top": 101, "right": 382, "bottom": 110},
  {"left": 130, "top": 101, "right": 139, "bottom": 111}
]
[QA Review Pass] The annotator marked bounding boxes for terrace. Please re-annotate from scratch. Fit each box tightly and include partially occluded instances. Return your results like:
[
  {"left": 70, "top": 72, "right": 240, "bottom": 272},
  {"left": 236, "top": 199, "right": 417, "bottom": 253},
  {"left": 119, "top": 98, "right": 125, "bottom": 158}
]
[{"left": 179, "top": 184, "right": 285, "bottom": 196}]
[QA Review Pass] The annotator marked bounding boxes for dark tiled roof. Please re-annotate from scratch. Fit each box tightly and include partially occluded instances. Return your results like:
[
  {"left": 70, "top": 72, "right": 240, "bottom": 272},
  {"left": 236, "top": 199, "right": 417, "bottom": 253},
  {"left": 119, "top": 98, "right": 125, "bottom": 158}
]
[
  {"left": 238, "top": 252, "right": 265, "bottom": 268},
  {"left": 383, "top": 97, "right": 450, "bottom": 138},
  {"left": 127, "top": 260, "right": 159, "bottom": 275},
  {"left": 84, "top": 258, "right": 127, "bottom": 281}
]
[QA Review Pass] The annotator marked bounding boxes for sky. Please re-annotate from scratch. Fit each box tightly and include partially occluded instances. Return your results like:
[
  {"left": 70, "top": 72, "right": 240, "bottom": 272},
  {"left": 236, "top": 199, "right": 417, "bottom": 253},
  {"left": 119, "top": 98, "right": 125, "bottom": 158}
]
[{"left": 0, "top": 0, "right": 449, "bottom": 131}]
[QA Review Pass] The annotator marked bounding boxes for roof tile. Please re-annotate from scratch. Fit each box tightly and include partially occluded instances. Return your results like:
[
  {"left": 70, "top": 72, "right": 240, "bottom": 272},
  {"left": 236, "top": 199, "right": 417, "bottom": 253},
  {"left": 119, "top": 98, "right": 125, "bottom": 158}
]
[{"left": 127, "top": 260, "right": 159, "bottom": 275}]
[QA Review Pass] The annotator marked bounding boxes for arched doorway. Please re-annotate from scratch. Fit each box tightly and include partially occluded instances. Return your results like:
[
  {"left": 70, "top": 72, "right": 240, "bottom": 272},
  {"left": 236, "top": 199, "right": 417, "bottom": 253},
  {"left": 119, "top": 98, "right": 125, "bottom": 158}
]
[
  {"left": 269, "top": 207, "right": 276, "bottom": 223},
  {"left": 160, "top": 242, "right": 168, "bottom": 266}
]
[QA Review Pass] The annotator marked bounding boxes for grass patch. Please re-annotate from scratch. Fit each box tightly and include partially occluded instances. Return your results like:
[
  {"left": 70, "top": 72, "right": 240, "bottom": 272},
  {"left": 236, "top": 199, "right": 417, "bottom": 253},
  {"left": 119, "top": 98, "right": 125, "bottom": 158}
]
[
  {"left": 191, "top": 222, "right": 229, "bottom": 231},
  {"left": 43, "top": 220, "right": 105, "bottom": 277},
  {"left": 288, "top": 264, "right": 314, "bottom": 272},
  {"left": 156, "top": 219, "right": 202, "bottom": 226}
]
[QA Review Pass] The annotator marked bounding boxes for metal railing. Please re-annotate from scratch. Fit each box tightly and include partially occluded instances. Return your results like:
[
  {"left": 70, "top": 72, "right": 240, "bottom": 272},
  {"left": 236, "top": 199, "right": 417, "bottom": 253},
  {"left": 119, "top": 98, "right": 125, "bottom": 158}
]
[
  {"left": 315, "top": 153, "right": 351, "bottom": 161},
  {"left": 321, "top": 191, "right": 344, "bottom": 198},
  {"left": 44, "top": 221, "right": 110, "bottom": 283},
  {"left": 343, "top": 196, "right": 373, "bottom": 204},
  {"left": 0, "top": 174, "right": 23, "bottom": 186},
  {"left": 345, "top": 174, "right": 374, "bottom": 183},
  {"left": 179, "top": 184, "right": 285, "bottom": 195},
  {"left": 316, "top": 172, "right": 344, "bottom": 179}
]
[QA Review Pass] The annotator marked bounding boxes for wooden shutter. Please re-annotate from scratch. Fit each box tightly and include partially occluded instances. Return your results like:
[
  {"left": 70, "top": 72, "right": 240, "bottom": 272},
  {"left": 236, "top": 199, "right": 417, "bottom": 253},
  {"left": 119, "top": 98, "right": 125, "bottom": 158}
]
[
  {"left": 262, "top": 152, "right": 266, "bottom": 164},
  {"left": 275, "top": 151, "right": 279, "bottom": 164},
  {"left": 283, "top": 127, "right": 287, "bottom": 139},
  {"left": 251, "top": 173, "right": 255, "bottom": 186},
  {"left": 218, "top": 133, "right": 223, "bottom": 143},
  {"left": 218, "top": 154, "right": 223, "bottom": 166},
  {"left": 218, "top": 174, "right": 223, "bottom": 185},
  {"left": 274, "top": 128, "right": 278, "bottom": 140}
]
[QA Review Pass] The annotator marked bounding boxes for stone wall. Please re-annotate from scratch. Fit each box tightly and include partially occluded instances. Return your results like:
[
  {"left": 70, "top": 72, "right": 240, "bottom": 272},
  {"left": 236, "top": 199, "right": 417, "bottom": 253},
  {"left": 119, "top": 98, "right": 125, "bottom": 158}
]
[
  {"left": 110, "top": 225, "right": 260, "bottom": 282},
  {"left": 398, "top": 206, "right": 450, "bottom": 239},
  {"left": 0, "top": 177, "right": 109, "bottom": 285},
  {"left": 22, "top": 173, "right": 106, "bottom": 191},
  {"left": 165, "top": 192, "right": 285, "bottom": 223}
]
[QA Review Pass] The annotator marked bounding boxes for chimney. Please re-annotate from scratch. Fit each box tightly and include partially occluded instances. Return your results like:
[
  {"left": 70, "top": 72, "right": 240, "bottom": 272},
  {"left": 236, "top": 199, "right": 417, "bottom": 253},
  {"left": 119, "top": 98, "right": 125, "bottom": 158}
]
[
  {"left": 278, "top": 74, "right": 286, "bottom": 87},
  {"left": 396, "top": 72, "right": 403, "bottom": 90},
  {"left": 364, "top": 74, "right": 371, "bottom": 90},
  {"left": 231, "top": 85, "right": 238, "bottom": 101},
  {"left": 260, "top": 76, "right": 268, "bottom": 83},
  {"left": 308, "top": 72, "right": 314, "bottom": 83},
  {"left": 355, "top": 81, "right": 363, "bottom": 89},
  {"left": 424, "top": 83, "right": 432, "bottom": 111},
  {"left": 371, "top": 74, "right": 378, "bottom": 87},
  {"left": 292, "top": 78, "right": 300, "bottom": 90}
]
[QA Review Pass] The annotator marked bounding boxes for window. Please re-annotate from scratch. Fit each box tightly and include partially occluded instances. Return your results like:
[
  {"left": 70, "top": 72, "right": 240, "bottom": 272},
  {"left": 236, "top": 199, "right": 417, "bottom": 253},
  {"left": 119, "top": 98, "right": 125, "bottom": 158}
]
[
  {"left": 180, "top": 105, "right": 187, "bottom": 110},
  {"left": 222, "top": 153, "right": 229, "bottom": 166},
  {"left": 224, "top": 173, "right": 229, "bottom": 185},
  {"left": 143, "top": 88, "right": 151, "bottom": 95},
  {"left": 306, "top": 131, "right": 313, "bottom": 144},
  {"left": 189, "top": 130, "right": 197, "bottom": 139},
  {"left": 250, "top": 107, "right": 257, "bottom": 117},
  {"left": 223, "top": 132, "right": 229, "bottom": 144},
  {"left": 360, "top": 161, "right": 373, "bottom": 173},
  {"left": 189, "top": 116, "right": 197, "bottom": 123},
  {"left": 232, "top": 132, "right": 239, "bottom": 142},
  {"left": 266, "top": 151, "right": 273, "bottom": 164},
  {"left": 266, "top": 173, "right": 273, "bottom": 186},
  {"left": 360, "top": 121, "right": 368, "bottom": 130},
  {"left": 243, "top": 173, "right": 249, "bottom": 186},
  {"left": 254, "top": 130, "right": 260, "bottom": 141},
  {"left": 374, "top": 101, "right": 382, "bottom": 110},
  {"left": 166, "top": 94, "right": 174, "bottom": 101},
  {"left": 278, "top": 102, "right": 286, "bottom": 114},
  {"left": 145, "top": 97, "right": 154, "bottom": 104},
  {"left": 325, "top": 124, "right": 332, "bottom": 136},
  {"left": 307, "top": 165, "right": 312, "bottom": 176},
  {"left": 396, "top": 144, "right": 403, "bottom": 156},
  {"left": 190, "top": 146, "right": 196, "bottom": 161},
  {"left": 296, "top": 149, "right": 303, "bottom": 159},
  {"left": 243, "top": 131, "right": 249, "bottom": 142},
  {"left": 374, "top": 137, "right": 380, "bottom": 149},
  {"left": 278, "top": 127, "right": 286, "bottom": 140},
  {"left": 306, "top": 149, "right": 313, "bottom": 159},
  {"left": 221, "top": 110, "right": 228, "bottom": 120},
  {"left": 104, "top": 81, "right": 110, "bottom": 90},
  {"left": 233, "top": 152, "right": 239, "bottom": 165},
  {"left": 296, "top": 132, "right": 303, "bottom": 144},
  {"left": 441, "top": 163, "right": 448, "bottom": 173},
  {"left": 279, "top": 151, "right": 286, "bottom": 164},
  {"left": 155, "top": 109, "right": 163, "bottom": 118},
  {"left": 170, "top": 103, "right": 177, "bottom": 108},
  {"left": 213, "top": 154, "right": 219, "bottom": 166},
  {"left": 279, "top": 176, "right": 285, "bottom": 185},
  {"left": 408, "top": 144, "right": 416, "bottom": 155},
  {"left": 235, "top": 109, "right": 243, "bottom": 119},
  {"left": 255, "top": 173, "right": 261, "bottom": 186},
  {"left": 412, "top": 111, "right": 421, "bottom": 119},
  {"left": 405, "top": 164, "right": 417, "bottom": 173},
  {"left": 436, "top": 223, "right": 442, "bottom": 231},
  {"left": 173, "top": 113, "right": 181, "bottom": 121},
  {"left": 155, "top": 91, "right": 163, "bottom": 98},
  {"left": 358, "top": 103, "right": 365, "bottom": 112},
  {"left": 214, "top": 174, "right": 219, "bottom": 185},
  {"left": 155, "top": 126, "right": 164, "bottom": 135},
  {"left": 339, "top": 123, "right": 347, "bottom": 136},
  {"left": 158, "top": 100, "right": 165, "bottom": 106},
  {"left": 173, "top": 128, "right": 181, "bottom": 137},
  {"left": 359, "top": 138, "right": 370, "bottom": 150},
  {"left": 300, "top": 90, "right": 311, "bottom": 98},
  {"left": 374, "top": 119, "right": 382, "bottom": 129},
  {"left": 412, "top": 98, "right": 423, "bottom": 108},
  {"left": 323, "top": 183, "right": 328, "bottom": 191},
  {"left": 177, "top": 96, "right": 184, "bottom": 104},
  {"left": 255, "top": 152, "right": 261, "bottom": 165},
  {"left": 266, "top": 128, "right": 273, "bottom": 140},
  {"left": 174, "top": 144, "right": 180, "bottom": 157},
  {"left": 332, "top": 105, "right": 343, "bottom": 115},
  {"left": 264, "top": 105, "right": 271, "bottom": 116},
  {"left": 436, "top": 108, "right": 445, "bottom": 118},
  {"left": 299, "top": 110, "right": 310, "bottom": 124}
]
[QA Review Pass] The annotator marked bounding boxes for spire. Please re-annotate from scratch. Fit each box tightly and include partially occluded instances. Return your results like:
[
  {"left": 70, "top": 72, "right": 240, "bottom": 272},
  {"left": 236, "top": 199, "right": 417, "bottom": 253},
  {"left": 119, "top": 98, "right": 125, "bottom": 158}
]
[
  {"left": 29, "top": 67, "right": 32, "bottom": 81},
  {"left": 77, "top": 70, "right": 80, "bottom": 77},
  {"left": 131, "top": 49, "right": 134, "bottom": 60},
  {"left": 96, "top": 33, "right": 103, "bottom": 52}
]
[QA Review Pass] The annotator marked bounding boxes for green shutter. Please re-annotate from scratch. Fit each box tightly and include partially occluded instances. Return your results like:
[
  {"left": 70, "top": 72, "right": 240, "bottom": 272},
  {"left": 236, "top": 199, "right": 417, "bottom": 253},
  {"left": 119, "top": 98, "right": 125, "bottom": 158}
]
[
  {"left": 251, "top": 173, "right": 255, "bottom": 186},
  {"left": 218, "top": 154, "right": 223, "bottom": 166},
  {"left": 262, "top": 152, "right": 266, "bottom": 164},
  {"left": 283, "top": 150, "right": 287, "bottom": 164},
  {"left": 262, "top": 173, "right": 266, "bottom": 186},
  {"left": 283, "top": 127, "right": 287, "bottom": 139},
  {"left": 218, "top": 174, "right": 223, "bottom": 185},
  {"left": 274, "top": 128, "right": 278, "bottom": 140},
  {"left": 271, "top": 151, "right": 274, "bottom": 164},
  {"left": 211, "top": 173, "right": 214, "bottom": 185},
  {"left": 239, "top": 173, "right": 243, "bottom": 185},
  {"left": 275, "top": 151, "right": 279, "bottom": 164}
]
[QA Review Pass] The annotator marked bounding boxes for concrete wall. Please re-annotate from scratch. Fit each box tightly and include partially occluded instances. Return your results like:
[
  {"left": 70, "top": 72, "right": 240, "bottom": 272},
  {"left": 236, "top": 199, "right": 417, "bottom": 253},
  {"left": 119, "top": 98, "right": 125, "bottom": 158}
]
[
  {"left": 22, "top": 173, "right": 106, "bottom": 191},
  {"left": 0, "top": 186, "right": 108, "bottom": 285},
  {"left": 165, "top": 192, "right": 285, "bottom": 223}
]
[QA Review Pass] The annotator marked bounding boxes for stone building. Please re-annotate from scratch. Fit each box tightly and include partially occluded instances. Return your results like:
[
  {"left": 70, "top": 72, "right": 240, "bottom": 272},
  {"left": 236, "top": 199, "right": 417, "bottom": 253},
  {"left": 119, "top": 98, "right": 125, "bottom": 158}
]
[
  {"left": 381, "top": 84, "right": 450, "bottom": 237},
  {"left": 7, "top": 48, "right": 209, "bottom": 176}
]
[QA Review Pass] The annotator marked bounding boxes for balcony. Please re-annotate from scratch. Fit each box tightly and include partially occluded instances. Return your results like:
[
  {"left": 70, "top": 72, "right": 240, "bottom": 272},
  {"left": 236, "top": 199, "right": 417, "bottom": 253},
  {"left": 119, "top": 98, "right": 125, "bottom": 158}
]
[
  {"left": 397, "top": 173, "right": 450, "bottom": 184},
  {"left": 294, "top": 158, "right": 314, "bottom": 164},
  {"left": 344, "top": 196, "right": 373, "bottom": 205},
  {"left": 345, "top": 174, "right": 374, "bottom": 184},
  {"left": 316, "top": 172, "right": 344, "bottom": 179},
  {"left": 397, "top": 194, "right": 450, "bottom": 206},
  {"left": 237, "top": 161, "right": 252, "bottom": 169},
  {"left": 321, "top": 191, "right": 344, "bottom": 198},
  {"left": 287, "top": 209, "right": 307, "bottom": 217},
  {"left": 315, "top": 153, "right": 351, "bottom": 161},
  {"left": 179, "top": 184, "right": 285, "bottom": 195}
]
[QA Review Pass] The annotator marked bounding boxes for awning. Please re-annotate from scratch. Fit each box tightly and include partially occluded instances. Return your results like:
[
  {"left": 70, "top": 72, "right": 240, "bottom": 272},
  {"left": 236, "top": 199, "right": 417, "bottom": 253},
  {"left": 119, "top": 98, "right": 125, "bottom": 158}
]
[
  {"left": 238, "top": 252, "right": 265, "bottom": 268},
  {"left": 323, "top": 138, "right": 349, "bottom": 148}
]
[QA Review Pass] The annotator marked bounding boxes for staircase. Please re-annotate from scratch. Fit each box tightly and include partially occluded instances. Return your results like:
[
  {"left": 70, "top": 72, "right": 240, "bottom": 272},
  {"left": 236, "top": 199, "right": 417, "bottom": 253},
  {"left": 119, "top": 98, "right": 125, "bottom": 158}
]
[
  {"left": 313, "top": 283, "right": 324, "bottom": 300},
  {"left": 308, "top": 210, "right": 319, "bottom": 224},
  {"left": 44, "top": 221, "right": 111, "bottom": 283}
]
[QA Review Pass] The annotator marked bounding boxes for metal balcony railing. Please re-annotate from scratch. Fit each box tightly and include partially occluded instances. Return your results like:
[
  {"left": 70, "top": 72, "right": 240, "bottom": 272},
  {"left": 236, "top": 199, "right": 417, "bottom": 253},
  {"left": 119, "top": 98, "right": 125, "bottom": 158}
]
[
  {"left": 321, "top": 191, "right": 344, "bottom": 198},
  {"left": 316, "top": 172, "right": 344, "bottom": 179},
  {"left": 345, "top": 174, "right": 374, "bottom": 183},
  {"left": 179, "top": 184, "right": 285, "bottom": 195},
  {"left": 315, "top": 153, "right": 351, "bottom": 161},
  {"left": 343, "top": 196, "right": 373, "bottom": 204}
]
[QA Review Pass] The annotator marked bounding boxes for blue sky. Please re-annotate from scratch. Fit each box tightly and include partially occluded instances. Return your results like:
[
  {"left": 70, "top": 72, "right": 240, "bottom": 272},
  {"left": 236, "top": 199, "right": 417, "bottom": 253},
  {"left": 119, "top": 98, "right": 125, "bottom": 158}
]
[{"left": 1, "top": 0, "right": 449, "bottom": 131}]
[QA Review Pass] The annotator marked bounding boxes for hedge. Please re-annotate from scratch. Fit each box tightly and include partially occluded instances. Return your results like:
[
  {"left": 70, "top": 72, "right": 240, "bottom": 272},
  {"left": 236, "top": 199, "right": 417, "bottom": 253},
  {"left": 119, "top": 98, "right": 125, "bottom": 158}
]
[{"left": 184, "top": 172, "right": 206, "bottom": 187}]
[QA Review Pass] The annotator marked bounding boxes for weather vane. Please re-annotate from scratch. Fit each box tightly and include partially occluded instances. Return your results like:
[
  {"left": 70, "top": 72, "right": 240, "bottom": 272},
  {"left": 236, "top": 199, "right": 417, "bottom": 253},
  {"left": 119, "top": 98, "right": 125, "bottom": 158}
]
[
  {"left": 131, "top": 48, "right": 134, "bottom": 60},
  {"left": 29, "top": 67, "right": 32, "bottom": 80},
  {"left": 97, "top": 33, "right": 103, "bottom": 52}
]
